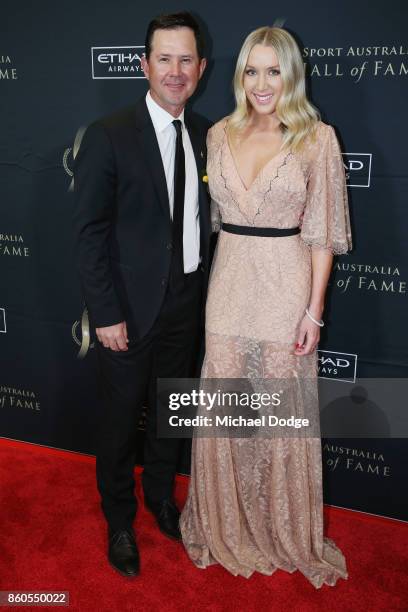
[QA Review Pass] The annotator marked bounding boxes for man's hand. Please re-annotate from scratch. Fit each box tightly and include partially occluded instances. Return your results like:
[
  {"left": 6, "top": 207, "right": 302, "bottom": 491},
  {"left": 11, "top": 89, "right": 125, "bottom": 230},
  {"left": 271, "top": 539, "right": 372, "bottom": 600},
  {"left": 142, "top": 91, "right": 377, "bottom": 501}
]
[{"left": 96, "top": 321, "right": 129, "bottom": 352}]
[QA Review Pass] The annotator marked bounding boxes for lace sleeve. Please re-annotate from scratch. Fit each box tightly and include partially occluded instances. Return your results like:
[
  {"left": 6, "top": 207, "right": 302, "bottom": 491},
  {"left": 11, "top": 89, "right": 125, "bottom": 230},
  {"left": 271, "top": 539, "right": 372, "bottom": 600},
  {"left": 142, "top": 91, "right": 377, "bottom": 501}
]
[{"left": 300, "top": 125, "right": 352, "bottom": 255}]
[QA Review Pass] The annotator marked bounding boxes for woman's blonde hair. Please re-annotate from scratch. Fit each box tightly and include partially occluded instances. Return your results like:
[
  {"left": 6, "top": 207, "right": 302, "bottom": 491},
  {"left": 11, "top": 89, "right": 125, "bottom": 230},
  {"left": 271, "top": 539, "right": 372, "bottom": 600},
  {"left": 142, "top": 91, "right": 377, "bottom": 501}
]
[{"left": 228, "top": 26, "right": 320, "bottom": 150}]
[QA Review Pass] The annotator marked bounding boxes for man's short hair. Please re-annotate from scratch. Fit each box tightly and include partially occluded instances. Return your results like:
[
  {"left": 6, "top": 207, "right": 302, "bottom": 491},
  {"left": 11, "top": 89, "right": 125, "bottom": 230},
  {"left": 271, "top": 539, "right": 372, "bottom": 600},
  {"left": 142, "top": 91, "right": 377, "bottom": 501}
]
[{"left": 145, "top": 12, "right": 205, "bottom": 60}]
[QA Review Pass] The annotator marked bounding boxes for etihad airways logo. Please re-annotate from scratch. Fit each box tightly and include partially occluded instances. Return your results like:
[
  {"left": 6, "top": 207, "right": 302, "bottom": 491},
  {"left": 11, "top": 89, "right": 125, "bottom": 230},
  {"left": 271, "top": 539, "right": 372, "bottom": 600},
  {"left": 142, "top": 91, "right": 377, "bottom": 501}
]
[
  {"left": 0, "top": 308, "right": 6, "bottom": 333},
  {"left": 318, "top": 350, "right": 357, "bottom": 383},
  {"left": 342, "top": 153, "right": 372, "bottom": 188},
  {"left": 91, "top": 46, "right": 146, "bottom": 79}
]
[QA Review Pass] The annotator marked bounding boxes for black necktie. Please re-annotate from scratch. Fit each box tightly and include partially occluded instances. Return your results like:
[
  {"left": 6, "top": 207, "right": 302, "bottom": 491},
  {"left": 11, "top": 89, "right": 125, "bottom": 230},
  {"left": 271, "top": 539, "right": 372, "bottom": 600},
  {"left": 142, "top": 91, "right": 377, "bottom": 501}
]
[{"left": 172, "top": 119, "right": 185, "bottom": 283}]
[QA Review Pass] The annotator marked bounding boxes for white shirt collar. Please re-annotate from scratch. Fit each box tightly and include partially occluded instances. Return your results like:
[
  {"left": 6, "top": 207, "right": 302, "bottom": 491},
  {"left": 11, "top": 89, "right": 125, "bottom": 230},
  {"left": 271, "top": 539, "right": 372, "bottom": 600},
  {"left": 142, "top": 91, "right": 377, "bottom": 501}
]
[{"left": 145, "top": 90, "right": 185, "bottom": 133}]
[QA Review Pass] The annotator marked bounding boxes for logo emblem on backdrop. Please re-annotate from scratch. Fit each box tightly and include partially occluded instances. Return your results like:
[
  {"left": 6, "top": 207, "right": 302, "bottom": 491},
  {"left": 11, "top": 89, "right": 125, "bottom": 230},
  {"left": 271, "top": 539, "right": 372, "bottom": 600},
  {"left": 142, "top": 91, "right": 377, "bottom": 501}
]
[
  {"left": 342, "top": 153, "right": 372, "bottom": 188},
  {"left": 91, "top": 46, "right": 146, "bottom": 79},
  {"left": 72, "top": 307, "right": 94, "bottom": 359},
  {"left": 138, "top": 407, "right": 147, "bottom": 431},
  {"left": 63, "top": 127, "right": 86, "bottom": 192},
  {"left": 318, "top": 350, "right": 357, "bottom": 383},
  {"left": 0, "top": 308, "right": 6, "bottom": 333}
]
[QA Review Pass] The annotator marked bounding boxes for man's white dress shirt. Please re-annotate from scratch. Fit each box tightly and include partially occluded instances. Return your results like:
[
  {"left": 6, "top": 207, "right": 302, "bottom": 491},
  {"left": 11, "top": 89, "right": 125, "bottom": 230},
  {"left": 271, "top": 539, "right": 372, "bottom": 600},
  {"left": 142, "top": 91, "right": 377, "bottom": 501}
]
[{"left": 145, "top": 91, "right": 200, "bottom": 273}]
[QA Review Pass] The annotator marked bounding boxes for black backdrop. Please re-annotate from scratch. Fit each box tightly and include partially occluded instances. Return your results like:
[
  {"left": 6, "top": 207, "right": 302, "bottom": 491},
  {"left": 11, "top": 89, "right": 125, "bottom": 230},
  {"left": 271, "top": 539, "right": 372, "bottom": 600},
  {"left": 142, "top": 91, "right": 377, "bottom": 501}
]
[{"left": 1, "top": 0, "right": 407, "bottom": 521}]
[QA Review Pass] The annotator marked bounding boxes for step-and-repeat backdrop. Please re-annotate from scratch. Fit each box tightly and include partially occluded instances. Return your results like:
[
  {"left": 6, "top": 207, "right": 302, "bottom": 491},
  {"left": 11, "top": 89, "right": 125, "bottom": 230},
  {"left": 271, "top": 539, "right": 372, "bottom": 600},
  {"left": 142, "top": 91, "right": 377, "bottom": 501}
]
[{"left": 1, "top": 0, "right": 407, "bottom": 520}]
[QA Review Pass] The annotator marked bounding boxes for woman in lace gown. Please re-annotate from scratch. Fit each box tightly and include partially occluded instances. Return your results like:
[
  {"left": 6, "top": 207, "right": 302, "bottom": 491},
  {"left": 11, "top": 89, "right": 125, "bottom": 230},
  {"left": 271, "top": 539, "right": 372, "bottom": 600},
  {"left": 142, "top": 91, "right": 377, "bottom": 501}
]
[{"left": 180, "top": 27, "right": 352, "bottom": 588}]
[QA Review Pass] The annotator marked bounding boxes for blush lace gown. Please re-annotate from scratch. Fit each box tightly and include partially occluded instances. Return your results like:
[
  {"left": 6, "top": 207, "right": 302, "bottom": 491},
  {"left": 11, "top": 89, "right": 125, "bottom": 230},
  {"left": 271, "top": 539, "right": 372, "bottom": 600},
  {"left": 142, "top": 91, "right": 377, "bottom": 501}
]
[{"left": 179, "top": 118, "right": 352, "bottom": 588}]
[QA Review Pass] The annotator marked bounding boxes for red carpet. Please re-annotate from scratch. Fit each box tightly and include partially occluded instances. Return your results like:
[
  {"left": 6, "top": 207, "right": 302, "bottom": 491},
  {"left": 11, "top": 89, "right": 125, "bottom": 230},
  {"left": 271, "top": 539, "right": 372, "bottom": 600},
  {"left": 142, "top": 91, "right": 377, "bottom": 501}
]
[{"left": 0, "top": 438, "right": 407, "bottom": 612}]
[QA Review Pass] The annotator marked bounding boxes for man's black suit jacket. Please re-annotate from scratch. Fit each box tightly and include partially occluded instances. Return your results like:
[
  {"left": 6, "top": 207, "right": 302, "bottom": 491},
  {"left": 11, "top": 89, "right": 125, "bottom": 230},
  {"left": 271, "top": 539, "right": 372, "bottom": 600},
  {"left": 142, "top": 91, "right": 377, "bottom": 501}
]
[{"left": 73, "top": 97, "right": 212, "bottom": 341}]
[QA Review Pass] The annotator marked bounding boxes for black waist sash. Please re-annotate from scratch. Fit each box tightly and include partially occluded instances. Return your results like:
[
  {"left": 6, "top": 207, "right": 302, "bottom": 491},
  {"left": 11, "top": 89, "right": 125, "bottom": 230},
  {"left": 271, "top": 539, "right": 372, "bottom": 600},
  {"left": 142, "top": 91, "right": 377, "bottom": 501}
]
[{"left": 221, "top": 223, "right": 300, "bottom": 237}]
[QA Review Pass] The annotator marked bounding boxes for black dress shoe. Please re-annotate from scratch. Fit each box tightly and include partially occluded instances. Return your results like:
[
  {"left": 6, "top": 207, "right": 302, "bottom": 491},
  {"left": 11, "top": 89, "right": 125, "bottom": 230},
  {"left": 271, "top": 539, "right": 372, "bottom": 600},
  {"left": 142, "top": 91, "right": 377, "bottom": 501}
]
[
  {"left": 145, "top": 498, "right": 182, "bottom": 541},
  {"left": 108, "top": 528, "right": 140, "bottom": 577}
]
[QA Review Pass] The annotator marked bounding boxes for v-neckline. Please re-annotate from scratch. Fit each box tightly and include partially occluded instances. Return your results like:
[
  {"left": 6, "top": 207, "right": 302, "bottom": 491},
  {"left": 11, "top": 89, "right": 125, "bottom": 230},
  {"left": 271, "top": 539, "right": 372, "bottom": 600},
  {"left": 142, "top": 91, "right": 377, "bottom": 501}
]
[{"left": 224, "top": 127, "right": 285, "bottom": 193}]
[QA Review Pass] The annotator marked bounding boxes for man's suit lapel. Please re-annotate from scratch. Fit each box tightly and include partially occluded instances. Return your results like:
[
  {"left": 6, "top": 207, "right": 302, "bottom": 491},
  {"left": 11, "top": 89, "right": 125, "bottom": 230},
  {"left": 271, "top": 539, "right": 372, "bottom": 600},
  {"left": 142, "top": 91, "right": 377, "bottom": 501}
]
[
  {"left": 132, "top": 98, "right": 210, "bottom": 266},
  {"left": 133, "top": 98, "right": 171, "bottom": 223},
  {"left": 184, "top": 112, "right": 211, "bottom": 254}
]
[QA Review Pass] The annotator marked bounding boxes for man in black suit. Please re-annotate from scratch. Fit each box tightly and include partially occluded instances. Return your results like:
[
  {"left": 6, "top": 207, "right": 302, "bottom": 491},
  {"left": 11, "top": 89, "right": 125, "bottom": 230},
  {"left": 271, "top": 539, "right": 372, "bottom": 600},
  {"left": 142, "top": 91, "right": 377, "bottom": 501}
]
[{"left": 73, "top": 12, "right": 211, "bottom": 577}]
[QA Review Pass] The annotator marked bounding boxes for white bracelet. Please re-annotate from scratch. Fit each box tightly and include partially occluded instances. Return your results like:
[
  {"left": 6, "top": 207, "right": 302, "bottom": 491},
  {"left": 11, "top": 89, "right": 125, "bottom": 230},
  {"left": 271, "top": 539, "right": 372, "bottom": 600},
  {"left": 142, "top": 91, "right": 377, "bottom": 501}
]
[{"left": 305, "top": 308, "right": 324, "bottom": 327}]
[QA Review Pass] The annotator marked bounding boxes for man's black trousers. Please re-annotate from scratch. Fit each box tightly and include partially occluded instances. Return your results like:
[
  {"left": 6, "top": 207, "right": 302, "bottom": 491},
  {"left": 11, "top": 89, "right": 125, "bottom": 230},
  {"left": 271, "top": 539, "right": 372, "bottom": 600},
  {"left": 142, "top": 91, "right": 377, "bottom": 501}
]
[{"left": 95, "top": 269, "right": 203, "bottom": 532}]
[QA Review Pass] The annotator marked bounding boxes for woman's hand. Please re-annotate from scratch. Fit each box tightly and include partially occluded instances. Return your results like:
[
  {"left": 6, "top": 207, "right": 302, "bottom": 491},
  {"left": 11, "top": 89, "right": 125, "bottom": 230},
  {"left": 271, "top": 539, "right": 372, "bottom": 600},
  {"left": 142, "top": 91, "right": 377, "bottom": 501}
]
[
  {"left": 294, "top": 314, "right": 320, "bottom": 355},
  {"left": 294, "top": 244, "right": 331, "bottom": 356}
]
